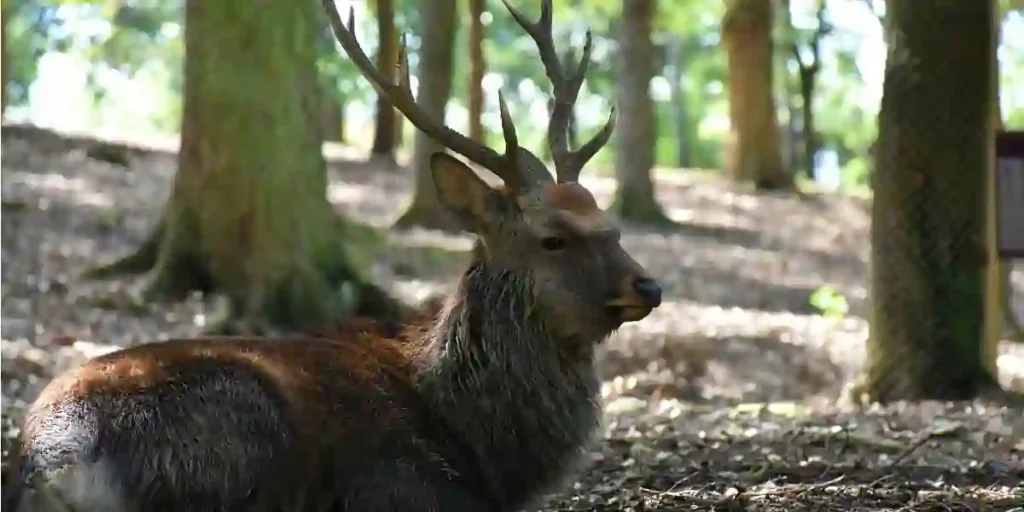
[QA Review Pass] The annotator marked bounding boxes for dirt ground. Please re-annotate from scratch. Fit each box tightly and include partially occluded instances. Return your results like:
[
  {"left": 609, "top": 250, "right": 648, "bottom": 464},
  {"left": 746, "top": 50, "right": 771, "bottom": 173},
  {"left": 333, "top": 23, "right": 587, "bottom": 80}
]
[{"left": 2, "top": 124, "right": 1022, "bottom": 511}]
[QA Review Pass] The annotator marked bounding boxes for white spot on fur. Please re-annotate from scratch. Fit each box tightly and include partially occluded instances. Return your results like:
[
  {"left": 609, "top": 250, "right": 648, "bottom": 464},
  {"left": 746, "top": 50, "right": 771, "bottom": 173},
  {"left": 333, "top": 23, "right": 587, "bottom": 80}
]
[{"left": 22, "top": 458, "right": 130, "bottom": 512}]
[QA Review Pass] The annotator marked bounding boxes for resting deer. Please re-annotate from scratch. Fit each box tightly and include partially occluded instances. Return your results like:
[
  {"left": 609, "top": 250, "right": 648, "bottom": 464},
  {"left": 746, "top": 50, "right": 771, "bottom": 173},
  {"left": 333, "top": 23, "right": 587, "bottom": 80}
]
[{"left": 4, "top": 0, "right": 663, "bottom": 510}]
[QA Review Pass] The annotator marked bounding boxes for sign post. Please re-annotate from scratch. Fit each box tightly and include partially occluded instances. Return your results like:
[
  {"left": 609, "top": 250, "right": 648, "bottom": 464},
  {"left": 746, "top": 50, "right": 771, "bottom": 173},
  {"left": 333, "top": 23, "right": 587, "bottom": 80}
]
[{"left": 996, "top": 131, "right": 1024, "bottom": 259}]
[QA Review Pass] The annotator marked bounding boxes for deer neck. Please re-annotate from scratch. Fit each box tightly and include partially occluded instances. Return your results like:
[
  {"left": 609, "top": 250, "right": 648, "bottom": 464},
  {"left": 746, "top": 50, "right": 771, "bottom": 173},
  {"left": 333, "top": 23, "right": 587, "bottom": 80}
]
[{"left": 414, "top": 254, "right": 603, "bottom": 507}]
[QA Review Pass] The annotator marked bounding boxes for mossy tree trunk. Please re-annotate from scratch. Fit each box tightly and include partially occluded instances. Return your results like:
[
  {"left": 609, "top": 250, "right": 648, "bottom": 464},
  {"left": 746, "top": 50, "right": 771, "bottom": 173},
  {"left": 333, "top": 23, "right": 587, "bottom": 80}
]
[
  {"left": 721, "top": 0, "right": 792, "bottom": 191},
  {"left": 610, "top": 0, "right": 671, "bottom": 225},
  {"left": 370, "top": 0, "right": 397, "bottom": 162},
  {"left": 467, "top": 0, "right": 485, "bottom": 144},
  {"left": 392, "top": 0, "right": 458, "bottom": 231},
  {"left": 856, "top": 0, "right": 1000, "bottom": 402},
  {"left": 85, "top": 0, "right": 400, "bottom": 334}
]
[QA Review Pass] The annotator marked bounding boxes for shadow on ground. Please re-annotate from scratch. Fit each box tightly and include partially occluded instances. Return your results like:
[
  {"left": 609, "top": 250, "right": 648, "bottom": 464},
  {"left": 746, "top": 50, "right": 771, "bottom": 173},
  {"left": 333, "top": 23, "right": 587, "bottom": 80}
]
[{"left": 3, "top": 125, "right": 1023, "bottom": 511}]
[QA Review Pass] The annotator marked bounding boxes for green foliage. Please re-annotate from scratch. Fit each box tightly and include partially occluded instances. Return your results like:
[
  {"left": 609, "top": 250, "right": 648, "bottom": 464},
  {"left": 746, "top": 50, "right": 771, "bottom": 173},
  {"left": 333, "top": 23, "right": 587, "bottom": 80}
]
[
  {"left": 809, "top": 285, "right": 849, "bottom": 320},
  {"left": 4, "top": 0, "right": 69, "bottom": 108},
  {"left": 8, "top": 0, "right": 1024, "bottom": 194}
]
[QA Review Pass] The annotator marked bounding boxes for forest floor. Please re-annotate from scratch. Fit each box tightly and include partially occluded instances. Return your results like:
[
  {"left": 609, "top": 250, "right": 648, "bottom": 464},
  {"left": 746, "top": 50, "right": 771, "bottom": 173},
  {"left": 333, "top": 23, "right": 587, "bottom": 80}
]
[{"left": 2, "top": 123, "right": 1023, "bottom": 511}]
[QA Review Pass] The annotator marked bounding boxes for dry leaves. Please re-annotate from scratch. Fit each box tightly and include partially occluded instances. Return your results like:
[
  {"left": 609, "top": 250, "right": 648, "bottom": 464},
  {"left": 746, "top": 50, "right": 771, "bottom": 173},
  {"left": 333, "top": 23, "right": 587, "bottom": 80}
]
[{"left": 2, "top": 125, "right": 1022, "bottom": 511}]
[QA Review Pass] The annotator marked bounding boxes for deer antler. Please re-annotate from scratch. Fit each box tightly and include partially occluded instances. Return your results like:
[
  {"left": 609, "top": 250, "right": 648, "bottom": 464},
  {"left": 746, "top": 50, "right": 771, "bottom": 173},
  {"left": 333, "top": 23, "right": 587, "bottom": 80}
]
[
  {"left": 500, "top": 0, "right": 616, "bottom": 183},
  {"left": 320, "top": 0, "right": 542, "bottom": 190},
  {"left": 321, "top": 0, "right": 612, "bottom": 189}
]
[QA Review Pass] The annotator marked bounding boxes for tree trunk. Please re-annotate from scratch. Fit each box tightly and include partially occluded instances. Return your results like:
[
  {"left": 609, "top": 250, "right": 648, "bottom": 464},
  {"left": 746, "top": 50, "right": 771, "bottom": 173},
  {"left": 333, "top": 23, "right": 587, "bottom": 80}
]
[
  {"left": 320, "top": 75, "right": 345, "bottom": 143},
  {"left": 798, "top": 68, "right": 817, "bottom": 179},
  {"left": 1, "top": 2, "right": 9, "bottom": 117},
  {"left": 774, "top": 0, "right": 796, "bottom": 173},
  {"left": 467, "top": 0, "right": 485, "bottom": 143},
  {"left": 985, "top": 4, "right": 1009, "bottom": 368},
  {"left": 84, "top": 0, "right": 400, "bottom": 334},
  {"left": 721, "top": 0, "right": 792, "bottom": 191},
  {"left": 611, "top": 0, "right": 670, "bottom": 225},
  {"left": 371, "top": 0, "right": 398, "bottom": 161},
  {"left": 392, "top": 0, "right": 458, "bottom": 231},
  {"left": 666, "top": 34, "right": 691, "bottom": 169},
  {"left": 856, "top": 0, "right": 999, "bottom": 402}
]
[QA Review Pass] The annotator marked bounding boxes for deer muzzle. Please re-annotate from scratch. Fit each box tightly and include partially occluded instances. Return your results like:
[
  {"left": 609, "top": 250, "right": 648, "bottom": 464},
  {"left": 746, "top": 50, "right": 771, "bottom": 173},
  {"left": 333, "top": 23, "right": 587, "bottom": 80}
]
[{"left": 606, "top": 274, "right": 662, "bottom": 322}]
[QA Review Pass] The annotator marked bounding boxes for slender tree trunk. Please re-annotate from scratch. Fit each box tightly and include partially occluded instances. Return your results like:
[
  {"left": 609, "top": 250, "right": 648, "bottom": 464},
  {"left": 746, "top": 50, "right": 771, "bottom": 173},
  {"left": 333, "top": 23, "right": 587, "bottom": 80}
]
[
  {"left": 611, "top": 0, "right": 670, "bottom": 224},
  {"left": 798, "top": 70, "right": 817, "bottom": 178},
  {"left": 83, "top": 0, "right": 400, "bottom": 334},
  {"left": 468, "top": 0, "right": 485, "bottom": 143},
  {"left": 371, "top": 0, "right": 398, "bottom": 161},
  {"left": 854, "top": 0, "right": 1000, "bottom": 402},
  {"left": 985, "top": 4, "right": 1008, "bottom": 369},
  {"left": 392, "top": 0, "right": 458, "bottom": 230},
  {"left": 320, "top": 76, "right": 344, "bottom": 143},
  {"left": 1, "top": 2, "right": 9, "bottom": 117},
  {"left": 774, "top": 0, "right": 796, "bottom": 173},
  {"left": 721, "top": 0, "right": 792, "bottom": 191},
  {"left": 666, "top": 34, "right": 690, "bottom": 169},
  {"left": 794, "top": 0, "right": 827, "bottom": 180}
]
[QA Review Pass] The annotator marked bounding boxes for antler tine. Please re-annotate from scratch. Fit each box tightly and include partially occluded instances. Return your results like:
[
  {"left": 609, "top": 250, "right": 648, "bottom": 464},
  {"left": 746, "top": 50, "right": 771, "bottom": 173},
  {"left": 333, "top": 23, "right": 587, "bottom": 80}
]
[
  {"left": 320, "top": 0, "right": 533, "bottom": 190},
  {"left": 500, "top": 0, "right": 614, "bottom": 183},
  {"left": 566, "top": 107, "right": 616, "bottom": 180},
  {"left": 497, "top": 90, "right": 520, "bottom": 172}
]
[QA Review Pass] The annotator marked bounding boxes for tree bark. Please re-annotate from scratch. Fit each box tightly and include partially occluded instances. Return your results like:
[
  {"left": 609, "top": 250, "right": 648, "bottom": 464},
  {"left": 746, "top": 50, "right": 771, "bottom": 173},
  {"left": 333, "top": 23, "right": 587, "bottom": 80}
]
[
  {"left": 721, "top": 0, "right": 792, "bottom": 190},
  {"left": 84, "top": 0, "right": 400, "bottom": 334},
  {"left": 467, "top": 0, "right": 485, "bottom": 144},
  {"left": 856, "top": 0, "right": 1000, "bottom": 402},
  {"left": 371, "top": 0, "right": 398, "bottom": 161},
  {"left": 611, "top": 0, "right": 670, "bottom": 225},
  {"left": 392, "top": 0, "right": 458, "bottom": 231}
]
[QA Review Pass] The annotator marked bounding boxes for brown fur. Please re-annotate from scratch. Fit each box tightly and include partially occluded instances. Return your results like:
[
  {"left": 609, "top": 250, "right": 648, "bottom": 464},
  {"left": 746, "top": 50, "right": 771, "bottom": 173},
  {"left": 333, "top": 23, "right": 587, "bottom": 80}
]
[
  {"left": 541, "top": 182, "right": 600, "bottom": 214},
  {"left": 9, "top": 155, "right": 661, "bottom": 511}
]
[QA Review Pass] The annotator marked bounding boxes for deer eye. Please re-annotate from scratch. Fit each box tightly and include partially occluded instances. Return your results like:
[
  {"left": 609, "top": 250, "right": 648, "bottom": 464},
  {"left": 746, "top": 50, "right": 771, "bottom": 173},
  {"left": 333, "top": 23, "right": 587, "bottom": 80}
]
[{"left": 540, "top": 236, "right": 567, "bottom": 252}]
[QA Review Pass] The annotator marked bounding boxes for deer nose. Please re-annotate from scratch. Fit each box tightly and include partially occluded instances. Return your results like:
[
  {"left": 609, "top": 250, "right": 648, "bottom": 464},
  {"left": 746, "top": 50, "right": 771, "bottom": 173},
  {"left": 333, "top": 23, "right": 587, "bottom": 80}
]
[{"left": 632, "top": 278, "right": 662, "bottom": 308}]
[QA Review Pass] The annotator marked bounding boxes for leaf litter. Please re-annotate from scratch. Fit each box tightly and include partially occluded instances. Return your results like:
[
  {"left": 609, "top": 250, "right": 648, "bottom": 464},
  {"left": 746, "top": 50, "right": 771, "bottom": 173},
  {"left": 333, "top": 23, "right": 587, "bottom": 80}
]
[{"left": 1, "top": 124, "right": 1022, "bottom": 511}]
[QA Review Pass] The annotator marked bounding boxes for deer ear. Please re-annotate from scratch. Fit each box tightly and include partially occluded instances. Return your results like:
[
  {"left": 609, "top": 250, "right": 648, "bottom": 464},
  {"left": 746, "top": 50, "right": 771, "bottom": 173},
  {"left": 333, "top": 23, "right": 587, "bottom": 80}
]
[{"left": 431, "top": 152, "right": 499, "bottom": 230}]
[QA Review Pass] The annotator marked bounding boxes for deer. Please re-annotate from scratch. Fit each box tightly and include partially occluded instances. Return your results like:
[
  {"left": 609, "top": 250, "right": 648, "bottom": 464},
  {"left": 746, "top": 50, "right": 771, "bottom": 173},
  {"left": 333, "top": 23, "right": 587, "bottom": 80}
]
[{"left": 4, "top": 0, "right": 663, "bottom": 510}]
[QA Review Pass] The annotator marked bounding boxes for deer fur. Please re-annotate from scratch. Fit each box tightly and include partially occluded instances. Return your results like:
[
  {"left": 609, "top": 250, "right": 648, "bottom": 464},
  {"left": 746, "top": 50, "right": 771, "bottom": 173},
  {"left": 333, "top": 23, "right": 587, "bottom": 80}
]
[
  {"left": 6, "top": 155, "right": 661, "bottom": 512},
  {"left": 6, "top": 1, "right": 663, "bottom": 510}
]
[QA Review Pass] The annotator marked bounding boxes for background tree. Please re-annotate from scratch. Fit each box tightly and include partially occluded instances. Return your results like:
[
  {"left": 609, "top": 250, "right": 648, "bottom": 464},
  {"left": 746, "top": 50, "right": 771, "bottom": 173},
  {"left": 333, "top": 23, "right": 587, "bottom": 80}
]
[
  {"left": 316, "top": 15, "right": 346, "bottom": 143},
  {"left": 467, "top": 0, "right": 485, "bottom": 143},
  {"left": 789, "top": 0, "right": 830, "bottom": 179},
  {"left": 665, "top": 34, "right": 692, "bottom": 169},
  {"left": 85, "top": 0, "right": 399, "bottom": 333},
  {"left": 721, "top": 0, "right": 792, "bottom": 190},
  {"left": 370, "top": 0, "right": 398, "bottom": 161},
  {"left": 318, "top": 76, "right": 345, "bottom": 143},
  {"left": 611, "top": 0, "right": 670, "bottom": 224},
  {"left": 2, "top": 2, "right": 9, "bottom": 116},
  {"left": 393, "top": 0, "right": 458, "bottom": 230},
  {"left": 855, "top": 0, "right": 1000, "bottom": 402}
]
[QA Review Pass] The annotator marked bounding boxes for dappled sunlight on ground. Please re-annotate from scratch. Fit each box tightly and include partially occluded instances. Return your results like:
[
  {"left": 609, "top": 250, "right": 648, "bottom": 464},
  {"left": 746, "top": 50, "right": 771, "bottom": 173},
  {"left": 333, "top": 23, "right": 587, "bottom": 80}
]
[{"left": 2, "top": 125, "right": 1022, "bottom": 511}]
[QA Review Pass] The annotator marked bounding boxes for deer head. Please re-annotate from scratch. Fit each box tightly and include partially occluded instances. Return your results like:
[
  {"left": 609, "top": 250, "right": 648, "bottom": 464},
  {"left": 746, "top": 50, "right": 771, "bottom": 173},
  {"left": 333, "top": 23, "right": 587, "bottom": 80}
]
[{"left": 322, "top": 0, "right": 661, "bottom": 341}]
